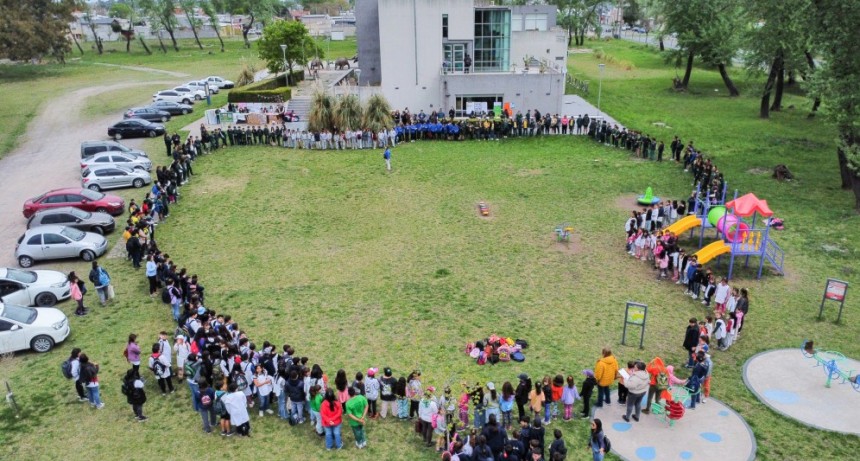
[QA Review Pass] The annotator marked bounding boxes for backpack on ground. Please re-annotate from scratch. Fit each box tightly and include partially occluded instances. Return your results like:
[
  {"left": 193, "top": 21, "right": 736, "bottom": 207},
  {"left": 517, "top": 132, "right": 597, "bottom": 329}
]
[
  {"left": 61, "top": 359, "right": 73, "bottom": 379},
  {"left": 511, "top": 351, "right": 526, "bottom": 362},
  {"left": 515, "top": 339, "right": 529, "bottom": 349},
  {"left": 476, "top": 351, "right": 487, "bottom": 366}
]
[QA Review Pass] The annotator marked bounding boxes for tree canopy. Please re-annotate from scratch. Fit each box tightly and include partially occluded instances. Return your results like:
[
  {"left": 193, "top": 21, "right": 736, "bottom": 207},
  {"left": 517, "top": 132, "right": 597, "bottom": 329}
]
[
  {"left": 257, "top": 20, "right": 323, "bottom": 75},
  {"left": 0, "top": 0, "right": 75, "bottom": 62}
]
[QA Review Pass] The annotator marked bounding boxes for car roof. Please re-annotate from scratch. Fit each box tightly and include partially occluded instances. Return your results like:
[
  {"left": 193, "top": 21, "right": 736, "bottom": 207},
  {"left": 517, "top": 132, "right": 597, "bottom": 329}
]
[
  {"left": 40, "top": 187, "right": 87, "bottom": 195},
  {"left": 32, "top": 206, "right": 87, "bottom": 216},
  {"left": 86, "top": 151, "right": 133, "bottom": 159},
  {"left": 23, "top": 225, "right": 68, "bottom": 235}
]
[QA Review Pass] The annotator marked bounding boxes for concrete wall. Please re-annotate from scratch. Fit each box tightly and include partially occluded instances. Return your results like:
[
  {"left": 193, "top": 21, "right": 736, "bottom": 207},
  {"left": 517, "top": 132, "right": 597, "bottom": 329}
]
[
  {"left": 443, "top": 71, "right": 565, "bottom": 115},
  {"left": 511, "top": 29, "right": 568, "bottom": 73},
  {"left": 355, "top": 0, "right": 381, "bottom": 85}
]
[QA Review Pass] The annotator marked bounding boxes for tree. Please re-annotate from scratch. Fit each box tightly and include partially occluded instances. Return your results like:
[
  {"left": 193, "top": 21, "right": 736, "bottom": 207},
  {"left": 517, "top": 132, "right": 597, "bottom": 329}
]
[
  {"left": 553, "top": 0, "right": 602, "bottom": 47},
  {"left": 807, "top": 0, "right": 860, "bottom": 208},
  {"left": 302, "top": 0, "right": 349, "bottom": 15},
  {"left": 83, "top": 2, "right": 104, "bottom": 54},
  {"left": 0, "top": 0, "right": 75, "bottom": 62},
  {"left": 742, "top": 0, "right": 811, "bottom": 118},
  {"left": 257, "top": 20, "right": 323, "bottom": 76},
  {"left": 362, "top": 94, "right": 394, "bottom": 133},
  {"left": 140, "top": 0, "right": 180, "bottom": 51},
  {"left": 179, "top": 0, "right": 204, "bottom": 49},
  {"left": 200, "top": 0, "right": 225, "bottom": 52},
  {"left": 222, "top": 0, "right": 279, "bottom": 48},
  {"left": 623, "top": 0, "right": 642, "bottom": 25},
  {"left": 109, "top": 3, "right": 134, "bottom": 19}
]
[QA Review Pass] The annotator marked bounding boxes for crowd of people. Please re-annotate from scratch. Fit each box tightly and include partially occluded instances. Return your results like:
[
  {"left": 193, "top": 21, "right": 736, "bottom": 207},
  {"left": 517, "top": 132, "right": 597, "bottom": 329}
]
[{"left": 60, "top": 104, "right": 759, "bottom": 461}]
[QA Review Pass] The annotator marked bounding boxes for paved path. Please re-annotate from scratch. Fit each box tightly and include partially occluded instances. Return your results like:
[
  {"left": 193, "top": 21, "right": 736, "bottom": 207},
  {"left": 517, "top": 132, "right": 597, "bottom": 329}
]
[
  {"left": 562, "top": 95, "right": 624, "bottom": 128},
  {"left": 91, "top": 63, "right": 190, "bottom": 78},
  {"left": 0, "top": 80, "right": 180, "bottom": 267},
  {"left": 743, "top": 348, "right": 860, "bottom": 435},
  {"left": 593, "top": 396, "right": 756, "bottom": 461}
]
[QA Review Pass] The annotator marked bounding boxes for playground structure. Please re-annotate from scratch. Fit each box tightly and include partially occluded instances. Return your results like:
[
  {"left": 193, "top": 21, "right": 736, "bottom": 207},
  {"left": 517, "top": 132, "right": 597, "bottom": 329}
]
[
  {"left": 554, "top": 223, "right": 574, "bottom": 242},
  {"left": 477, "top": 202, "right": 489, "bottom": 216},
  {"left": 651, "top": 386, "right": 688, "bottom": 427},
  {"left": 637, "top": 186, "right": 661, "bottom": 205},
  {"left": 801, "top": 340, "right": 860, "bottom": 391},
  {"left": 663, "top": 185, "right": 784, "bottom": 279}
]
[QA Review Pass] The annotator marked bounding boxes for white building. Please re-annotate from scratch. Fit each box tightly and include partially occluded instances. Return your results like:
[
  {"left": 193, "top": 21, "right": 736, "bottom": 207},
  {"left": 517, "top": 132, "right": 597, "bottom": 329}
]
[{"left": 356, "top": 0, "right": 568, "bottom": 116}]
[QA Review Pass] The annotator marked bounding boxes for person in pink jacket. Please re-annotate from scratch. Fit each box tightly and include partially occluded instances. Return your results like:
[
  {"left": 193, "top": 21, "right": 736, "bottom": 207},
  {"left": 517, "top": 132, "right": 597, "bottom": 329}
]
[{"left": 69, "top": 273, "right": 87, "bottom": 316}]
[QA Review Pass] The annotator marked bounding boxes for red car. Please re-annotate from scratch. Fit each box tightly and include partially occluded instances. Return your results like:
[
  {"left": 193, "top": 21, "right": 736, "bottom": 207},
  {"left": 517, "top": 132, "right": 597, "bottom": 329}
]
[{"left": 23, "top": 188, "right": 125, "bottom": 218}]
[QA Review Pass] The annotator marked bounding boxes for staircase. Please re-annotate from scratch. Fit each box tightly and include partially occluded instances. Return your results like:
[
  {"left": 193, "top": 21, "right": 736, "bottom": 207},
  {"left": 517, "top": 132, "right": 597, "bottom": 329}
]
[
  {"left": 286, "top": 96, "right": 312, "bottom": 121},
  {"left": 764, "top": 238, "right": 785, "bottom": 275}
]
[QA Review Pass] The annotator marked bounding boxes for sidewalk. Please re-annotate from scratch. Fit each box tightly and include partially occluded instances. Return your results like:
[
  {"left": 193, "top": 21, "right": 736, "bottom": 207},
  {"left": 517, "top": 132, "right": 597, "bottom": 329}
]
[{"left": 562, "top": 95, "right": 624, "bottom": 128}]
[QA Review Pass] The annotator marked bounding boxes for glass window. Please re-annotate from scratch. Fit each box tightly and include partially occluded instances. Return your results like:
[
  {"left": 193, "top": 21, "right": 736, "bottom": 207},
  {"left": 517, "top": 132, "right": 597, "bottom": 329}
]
[
  {"left": 511, "top": 14, "right": 522, "bottom": 32},
  {"left": 0, "top": 303, "right": 37, "bottom": 324},
  {"left": 43, "top": 234, "right": 67, "bottom": 245},
  {"left": 524, "top": 13, "right": 547, "bottom": 31},
  {"left": 442, "top": 14, "right": 448, "bottom": 39},
  {"left": 26, "top": 235, "right": 41, "bottom": 246},
  {"left": 473, "top": 9, "right": 511, "bottom": 72}
]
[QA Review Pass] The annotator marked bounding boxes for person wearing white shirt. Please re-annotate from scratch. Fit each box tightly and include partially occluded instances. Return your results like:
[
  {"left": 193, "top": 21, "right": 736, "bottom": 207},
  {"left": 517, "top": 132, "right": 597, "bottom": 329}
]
[
  {"left": 69, "top": 348, "right": 88, "bottom": 402},
  {"left": 389, "top": 128, "right": 397, "bottom": 146},
  {"left": 222, "top": 384, "right": 251, "bottom": 436},
  {"left": 149, "top": 343, "right": 174, "bottom": 394},
  {"left": 253, "top": 365, "right": 274, "bottom": 417},
  {"left": 714, "top": 278, "right": 731, "bottom": 313}
]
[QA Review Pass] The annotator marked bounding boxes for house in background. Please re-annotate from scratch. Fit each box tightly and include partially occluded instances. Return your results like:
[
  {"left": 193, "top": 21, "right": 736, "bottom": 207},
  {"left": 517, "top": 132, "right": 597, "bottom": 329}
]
[{"left": 356, "top": 0, "right": 567, "bottom": 116}]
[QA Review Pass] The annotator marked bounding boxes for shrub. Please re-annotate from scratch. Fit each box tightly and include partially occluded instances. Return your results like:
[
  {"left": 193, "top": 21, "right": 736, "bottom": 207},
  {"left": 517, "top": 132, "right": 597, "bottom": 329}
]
[{"left": 227, "top": 87, "right": 292, "bottom": 104}]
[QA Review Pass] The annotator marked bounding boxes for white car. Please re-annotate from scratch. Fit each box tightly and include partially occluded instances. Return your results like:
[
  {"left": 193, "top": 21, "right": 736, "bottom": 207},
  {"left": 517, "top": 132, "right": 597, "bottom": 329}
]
[
  {"left": 0, "top": 302, "right": 70, "bottom": 353},
  {"left": 81, "top": 152, "right": 152, "bottom": 172},
  {"left": 15, "top": 225, "right": 109, "bottom": 268},
  {"left": 153, "top": 90, "right": 194, "bottom": 105},
  {"left": 206, "top": 76, "right": 234, "bottom": 89},
  {"left": 186, "top": 80, "right": 218, "bottom": 94},
  {"left": 0, "top": 268, "right": 71, "bottom": 307},
  {"left": 173, "top": 86, "right": 206, "bottom": 101}
]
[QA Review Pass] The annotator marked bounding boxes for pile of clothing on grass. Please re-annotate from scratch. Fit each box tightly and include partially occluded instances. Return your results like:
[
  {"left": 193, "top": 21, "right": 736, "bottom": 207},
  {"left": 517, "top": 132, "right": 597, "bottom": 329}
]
[{"left": 464, "top": 334, "right": 528, "bottom": 365}]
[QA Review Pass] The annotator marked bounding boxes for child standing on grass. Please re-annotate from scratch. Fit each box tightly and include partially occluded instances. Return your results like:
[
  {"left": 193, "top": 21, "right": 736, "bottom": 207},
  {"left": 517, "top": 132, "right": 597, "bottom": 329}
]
[
  {"left": 561, "top": 375, "right": 580, "bottom": 421},
  {"left": 580, "top": 370, "right": 596, "bottom": 418},
  {"left": 541, "top": 376, "right": 553, "bottom": 425},
  {"left": 396, "top": 376, "right": 409, "bottom": 419},
  {"left": 309, "top": 385, "right": 324, "bottom": 436},
  {"left": 529, "top": 382, "right": 545, "bottom": 421},
  {"left": 500, "top": 381, "right": 515, "bottom": 429},
  {"left": 634, "top": 230, "right": 646, "bottom": 260},
  {"left": 458, "top": 384, "right": 471, "bottom": 427},
  {"left": 364, "top": 368, "right": 380, "bottom": 419},
  {"left": 551, "top": 375, "right": 564, "bottom": 420},
  {"left": 125, "top": 369, "right": 147, "bottom": 421}
]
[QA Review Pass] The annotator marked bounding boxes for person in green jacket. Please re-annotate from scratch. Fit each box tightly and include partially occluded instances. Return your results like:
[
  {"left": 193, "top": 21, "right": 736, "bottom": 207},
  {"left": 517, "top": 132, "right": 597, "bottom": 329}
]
[{"left": 345, "top": 387, "right": 369, "bottom": 449}]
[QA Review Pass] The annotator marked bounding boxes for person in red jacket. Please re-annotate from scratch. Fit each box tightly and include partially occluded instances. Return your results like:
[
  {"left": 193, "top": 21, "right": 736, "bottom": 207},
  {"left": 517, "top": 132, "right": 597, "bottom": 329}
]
[{"left": 320, "top": 388, "right": 344, "bottom": 450}]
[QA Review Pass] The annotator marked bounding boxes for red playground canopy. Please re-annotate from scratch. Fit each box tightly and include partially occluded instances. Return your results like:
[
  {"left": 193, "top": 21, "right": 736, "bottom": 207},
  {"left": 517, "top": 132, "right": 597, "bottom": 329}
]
[{"left": 726, "top": 193, "right": 774, "bottom": 218}]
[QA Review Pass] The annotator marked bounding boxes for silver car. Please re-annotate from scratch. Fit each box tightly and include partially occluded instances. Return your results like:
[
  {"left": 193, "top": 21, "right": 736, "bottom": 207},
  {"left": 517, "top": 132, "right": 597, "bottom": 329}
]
[
  {"left": 27, "top": 207, "right": 116, "bottom": 235},
  {"left": 15, "top": 225, "right": 108, "bottom": 268},
  {"left": 81, "top": 152, "right": 152, "bottom": 172},
  {"left": 82, "top": 165, "right": 151, "bottom": 192}
]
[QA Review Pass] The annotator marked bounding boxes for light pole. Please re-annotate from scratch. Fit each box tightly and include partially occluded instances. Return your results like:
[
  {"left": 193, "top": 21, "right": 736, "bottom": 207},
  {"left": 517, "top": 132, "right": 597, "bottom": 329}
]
[
  {"left": 597, "top": 63, "right": 605, "bottom": 114},
  {"left": 280, "top": 44, "right": 288, "bottom": 82},
  {"left": 355, "top": 69, "right": 361, "bottom": 99}
]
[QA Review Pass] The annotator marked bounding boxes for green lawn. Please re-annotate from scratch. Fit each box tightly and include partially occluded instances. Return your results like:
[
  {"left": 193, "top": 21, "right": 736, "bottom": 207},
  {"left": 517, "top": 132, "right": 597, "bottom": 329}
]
[{"left": 1, "top": 38, "right": 859, "bottom": 461}]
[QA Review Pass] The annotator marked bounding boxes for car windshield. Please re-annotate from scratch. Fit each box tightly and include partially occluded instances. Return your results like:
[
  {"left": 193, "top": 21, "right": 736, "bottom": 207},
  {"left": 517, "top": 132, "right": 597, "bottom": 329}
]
[
  {"left": 69, "top": 208, "right": 91, "bottom": 219},
  {"left": 4, "top": 268, "right": 37, "bottom": 284},
  {"left": 114, "top": 144, "right": 131, "bottom": 153},
  {"left": 60, "top": 227, "right": 86, "bottom": 241},
  {"left": 81, "top": 189, "right": 104, "bottom": 201},
  {"left": 81, "top": 168, "right": 90, "bottom": 177},
  {"left": 0, "top": 303, "right": 37, "bottom": 324},
  {"left": 116, "top": 165, "right": 134, "bottom": 173}
]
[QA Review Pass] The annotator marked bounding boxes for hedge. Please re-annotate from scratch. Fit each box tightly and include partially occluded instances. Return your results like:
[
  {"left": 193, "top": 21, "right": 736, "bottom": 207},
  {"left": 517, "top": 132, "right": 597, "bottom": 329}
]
[{"left": 228, "top": 87, "right": 292, "bottom": 104}]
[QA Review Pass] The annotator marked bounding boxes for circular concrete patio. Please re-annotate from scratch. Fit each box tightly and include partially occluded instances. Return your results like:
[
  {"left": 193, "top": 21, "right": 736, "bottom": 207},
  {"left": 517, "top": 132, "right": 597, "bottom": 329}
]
[
  {"left": 593, "top": 396, "right": 756, "bottom": 461},
  {"left": 743, "top": 348, "right": 860, "bottom": 435}
]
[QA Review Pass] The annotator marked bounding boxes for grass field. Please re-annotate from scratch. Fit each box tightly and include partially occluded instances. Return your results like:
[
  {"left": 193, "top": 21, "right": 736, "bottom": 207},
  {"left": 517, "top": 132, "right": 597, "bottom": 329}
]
[{"left": 0, "top": 38, "right": 859, "bottom": 461}]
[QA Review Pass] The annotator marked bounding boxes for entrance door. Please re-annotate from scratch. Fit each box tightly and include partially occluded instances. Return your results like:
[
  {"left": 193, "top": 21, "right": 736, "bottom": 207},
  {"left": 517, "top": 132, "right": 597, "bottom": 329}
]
[{"left": 444, "top": 43, "right": 466, "bottom": 72}]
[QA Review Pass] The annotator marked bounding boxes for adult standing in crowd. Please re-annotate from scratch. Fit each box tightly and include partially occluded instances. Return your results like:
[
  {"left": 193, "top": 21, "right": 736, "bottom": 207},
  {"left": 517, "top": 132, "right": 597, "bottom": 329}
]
[
  {"left": 621, "top": 362, "right": 649, "bottom": 423},
  {"left": 594, "top": 348, "right": 618, "bottom": 408},
  {"left": 125, "top": 334, "right": 141, "bottom": 376},
  {"left": 88, "top": 261, "right": 112, "bottom": 306}
]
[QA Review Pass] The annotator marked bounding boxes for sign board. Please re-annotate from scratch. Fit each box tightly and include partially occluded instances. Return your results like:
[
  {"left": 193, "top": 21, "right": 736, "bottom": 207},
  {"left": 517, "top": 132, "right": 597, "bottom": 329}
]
[
  {"left": 331, "top": 31, "right": 345, "bottom": 41},
  {"left": 819, "top": 278, "right": 848, "bottom": 322},
  {"left": 493, "top": 101, "right": 502, "bottom": 118},
  {"left": 205, "top": 109, "right": 219, "bottom": 125},
  {"left": 621, "top": 302, "right": 647, "bottom": 349},
  {"left": 220, "top": 112, "right": 234, "bottom": 124}
]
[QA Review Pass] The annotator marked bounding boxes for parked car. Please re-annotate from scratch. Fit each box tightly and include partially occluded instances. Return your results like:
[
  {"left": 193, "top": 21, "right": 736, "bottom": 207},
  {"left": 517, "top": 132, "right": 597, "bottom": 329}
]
[
  {"left": 15, "top": 225, "right": 108, "bottom": 268},
  {"left": 82, "top": 166, "right": 151, "bottom": 192},
  {"left": 107, "top": 119, "right": 165, "bottom": 140},
  {"left": 0, "top": 268, "right": 71, "bottom": 307},
  {"left": 23, "top": 187, "right": 125, "bottom": 218},
  {"left": 124, "top": 107, "right": 171, "bottom": 123},
  {"left": 80, "top": 140, "right": 147, "bottom": 160},
  {"left": 632, "top": 26, "right": 648, "bottom": 33},
  {"left": 206, "top": 76, "right": 235, "bottom": 89},
  {"left": 27, "top": 207, "right": 116, "bottom": 235},
  {"left": 173, "top": 86, "right": 206, "bottom": 101},
  {"left": 81, "top": 151, "right": 152, "bottom": 172},
  {"left": 153, "top": 90, "right": 194, "bottom": 105},
  {"left": 147, "top": 100, "right": 193, "bottom": 116},
  {"left": 186, "top": 80, "right": 218, "bottom": 94},
  {"left": 0, "top": 302, "right": 70, "bottom": 353}
]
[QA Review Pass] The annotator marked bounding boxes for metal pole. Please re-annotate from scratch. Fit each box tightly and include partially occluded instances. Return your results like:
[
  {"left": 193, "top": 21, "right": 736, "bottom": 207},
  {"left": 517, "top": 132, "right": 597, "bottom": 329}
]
[
  {"left": 597, "top": 63, "right": 605, "bottom": 114},
  {"left": 280, "top": 44, "right": 288, "bottom": 82}
]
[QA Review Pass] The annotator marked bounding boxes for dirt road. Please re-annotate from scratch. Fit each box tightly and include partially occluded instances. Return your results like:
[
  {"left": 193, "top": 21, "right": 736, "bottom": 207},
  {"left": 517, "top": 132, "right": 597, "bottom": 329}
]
[{"left": 0, "top": 80, "right": 180, "bottom": 267}]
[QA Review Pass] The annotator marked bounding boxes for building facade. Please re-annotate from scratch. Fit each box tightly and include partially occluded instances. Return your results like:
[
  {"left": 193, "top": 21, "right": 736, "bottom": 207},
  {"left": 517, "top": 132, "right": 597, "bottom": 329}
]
[{"left": 356, "top": 0, "right": 567, "bottom": 116}]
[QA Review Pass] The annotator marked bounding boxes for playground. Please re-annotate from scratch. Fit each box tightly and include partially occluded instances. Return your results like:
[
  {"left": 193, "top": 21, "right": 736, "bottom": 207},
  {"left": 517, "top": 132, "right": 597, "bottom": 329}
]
[
  {"left": 594, "top": 396, "right": 756, "bottom": 461},
  {"left": 743, "top": 345, "right": 860, "bottom": 436}
]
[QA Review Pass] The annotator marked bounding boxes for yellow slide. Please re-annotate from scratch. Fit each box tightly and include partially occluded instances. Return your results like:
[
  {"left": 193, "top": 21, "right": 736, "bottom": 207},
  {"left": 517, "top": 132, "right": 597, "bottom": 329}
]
[
  {"left": 694, "top": 241, "right": 732, "bottom": 265},
  {"left": 663, "top": 215, "right": 702, "bottom": 236}
]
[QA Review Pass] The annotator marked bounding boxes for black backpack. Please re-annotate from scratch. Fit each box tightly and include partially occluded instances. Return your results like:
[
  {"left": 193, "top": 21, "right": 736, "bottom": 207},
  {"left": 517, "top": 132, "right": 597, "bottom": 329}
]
[
  {"left": 603, "top": 434, "right": 612, "bottom": 453},
  {"left": 161, "top": 286, "right": 172, "bottom": 304}
]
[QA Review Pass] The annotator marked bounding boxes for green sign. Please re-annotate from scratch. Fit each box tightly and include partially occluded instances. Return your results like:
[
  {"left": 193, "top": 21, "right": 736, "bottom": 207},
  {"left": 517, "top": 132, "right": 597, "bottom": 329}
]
[
  {"left": 626, "top": 306, "right": 646, "bottom": 325},
  {"left": 622, "top": 302, "right": 648, "bottom": 349}
]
